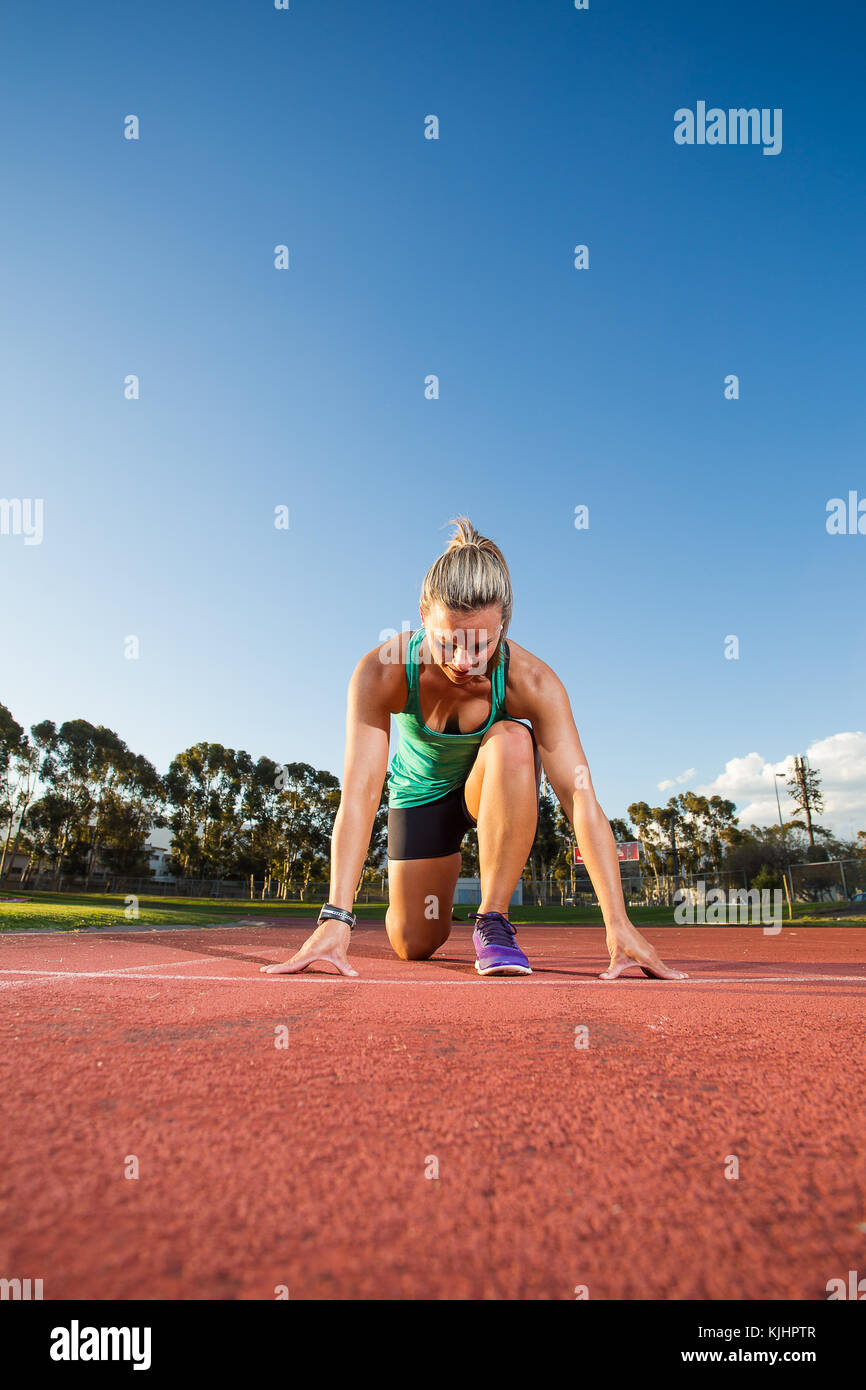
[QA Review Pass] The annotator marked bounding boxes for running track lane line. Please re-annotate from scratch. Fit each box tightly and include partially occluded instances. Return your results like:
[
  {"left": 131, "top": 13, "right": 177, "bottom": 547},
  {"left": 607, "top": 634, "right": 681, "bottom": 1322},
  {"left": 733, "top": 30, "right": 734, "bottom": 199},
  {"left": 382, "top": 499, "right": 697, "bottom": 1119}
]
[
  {"left": 0, "top": 958, "right": 219, "bottom": 975},
  {"left": 1, "top": 969, "right": 866, "bottom": 987}
]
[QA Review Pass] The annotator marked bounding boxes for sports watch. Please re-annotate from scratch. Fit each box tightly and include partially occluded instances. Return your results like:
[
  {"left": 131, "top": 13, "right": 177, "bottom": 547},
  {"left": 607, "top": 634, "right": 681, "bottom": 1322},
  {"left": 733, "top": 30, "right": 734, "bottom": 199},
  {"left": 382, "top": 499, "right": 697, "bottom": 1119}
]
[{"left": 317, "top": 903, "right": 357, "bottom": 931}]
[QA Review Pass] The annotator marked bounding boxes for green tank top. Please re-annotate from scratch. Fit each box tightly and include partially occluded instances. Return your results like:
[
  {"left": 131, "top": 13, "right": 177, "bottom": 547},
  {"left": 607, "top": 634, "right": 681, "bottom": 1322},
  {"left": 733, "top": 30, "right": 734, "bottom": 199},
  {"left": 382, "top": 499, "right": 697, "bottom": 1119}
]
[{"left": 387, "top": 628, "right": 517, "bottom": 808}]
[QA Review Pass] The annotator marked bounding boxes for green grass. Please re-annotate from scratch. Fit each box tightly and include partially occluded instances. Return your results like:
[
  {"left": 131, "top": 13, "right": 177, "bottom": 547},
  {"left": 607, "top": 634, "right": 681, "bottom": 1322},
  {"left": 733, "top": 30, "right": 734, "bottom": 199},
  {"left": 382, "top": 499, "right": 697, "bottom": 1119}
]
[
  {"left": 0, "top": 890, "right": 332, "bottom": 932},
  {"left": 513, "top": 903, "right": 865, "bottom": 926},
  {"left": 2, "top": 889, "right": 864, "bottom": 932},
  {"left": 508, "top": 904, "right": 680, "bottom": 925}
]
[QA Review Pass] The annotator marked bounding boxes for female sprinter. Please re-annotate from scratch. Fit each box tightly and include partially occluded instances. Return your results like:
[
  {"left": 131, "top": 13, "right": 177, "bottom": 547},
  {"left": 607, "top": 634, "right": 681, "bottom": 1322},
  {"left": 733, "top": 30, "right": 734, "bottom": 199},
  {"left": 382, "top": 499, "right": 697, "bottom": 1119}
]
[{"left": 262, "top": 518, "right": 686, "bottom": 982}]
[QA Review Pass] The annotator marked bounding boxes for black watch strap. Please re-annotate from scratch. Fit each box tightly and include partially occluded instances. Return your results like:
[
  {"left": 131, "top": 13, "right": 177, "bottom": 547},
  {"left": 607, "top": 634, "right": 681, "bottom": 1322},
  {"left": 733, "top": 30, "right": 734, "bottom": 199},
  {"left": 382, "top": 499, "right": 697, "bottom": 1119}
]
[{"left": 318, "top": 903, "right": 357, "bottom": 931}]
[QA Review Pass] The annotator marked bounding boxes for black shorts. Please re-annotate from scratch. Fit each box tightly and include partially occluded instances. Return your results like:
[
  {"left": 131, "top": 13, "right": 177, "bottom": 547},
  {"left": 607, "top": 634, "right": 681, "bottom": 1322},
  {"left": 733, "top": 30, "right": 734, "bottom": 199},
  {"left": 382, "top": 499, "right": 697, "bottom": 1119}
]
[
  {"left": 387, "top": 782, "right": 477, "bottom": 862},
  {"left": 387, "top": 756, "right": 541, "bottom": 862}
]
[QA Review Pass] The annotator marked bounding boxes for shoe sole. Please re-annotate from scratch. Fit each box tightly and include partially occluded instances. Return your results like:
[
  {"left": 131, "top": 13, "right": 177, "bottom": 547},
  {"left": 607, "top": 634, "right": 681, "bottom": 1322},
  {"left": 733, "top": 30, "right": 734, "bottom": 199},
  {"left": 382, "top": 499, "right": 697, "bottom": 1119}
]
[{"left": 474, "top": 960, "right": 532, "bottom": 976}]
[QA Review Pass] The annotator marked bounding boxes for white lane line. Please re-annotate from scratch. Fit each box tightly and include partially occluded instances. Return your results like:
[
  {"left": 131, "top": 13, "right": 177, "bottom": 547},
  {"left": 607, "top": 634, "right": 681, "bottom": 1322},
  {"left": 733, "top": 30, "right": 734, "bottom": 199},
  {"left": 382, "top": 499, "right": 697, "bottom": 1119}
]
[
  {"left": 0, "top": 959, "right": 219, "bottom": 975},
  {"left": 1, "top": 969, "right": 865, "bottom": 986},
  {"left": 104, "top": 959, "right": 217, "bottom": 973},
  {"left": 0, "top": 960, "right": 216, "bottom": 976}
]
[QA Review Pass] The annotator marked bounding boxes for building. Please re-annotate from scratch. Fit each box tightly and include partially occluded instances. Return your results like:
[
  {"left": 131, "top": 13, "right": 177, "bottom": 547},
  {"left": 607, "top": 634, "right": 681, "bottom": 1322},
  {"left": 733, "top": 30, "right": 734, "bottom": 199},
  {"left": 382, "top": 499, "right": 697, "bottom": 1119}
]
[
  {"left": 145, "top": 836, "right": 176, "bottom": 883},
  {"left": 453, "top": 876, "right": 523, "bottom": 907}
]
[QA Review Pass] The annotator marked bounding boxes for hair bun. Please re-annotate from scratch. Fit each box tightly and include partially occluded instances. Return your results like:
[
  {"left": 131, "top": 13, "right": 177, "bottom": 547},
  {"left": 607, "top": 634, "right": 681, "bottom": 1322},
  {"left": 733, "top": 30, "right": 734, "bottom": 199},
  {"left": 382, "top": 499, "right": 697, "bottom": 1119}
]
[
  {"left": 447, "top": 515, "right": 481, "bottom": 549},
  {"left": 419, "top": 518, "right": 513, "bottom": 671}
]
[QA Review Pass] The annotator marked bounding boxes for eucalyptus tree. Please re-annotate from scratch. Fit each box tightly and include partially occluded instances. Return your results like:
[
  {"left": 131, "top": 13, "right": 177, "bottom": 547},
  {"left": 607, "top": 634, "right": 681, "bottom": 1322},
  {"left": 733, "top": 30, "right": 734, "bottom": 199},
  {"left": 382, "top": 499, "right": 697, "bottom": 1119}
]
[
  {"left": 81, "top": 726, "right": 136, "bottom": 888},
  {"left": 164, "top": 742, "right": 242, "bottom": 879},
  {"left": 0, "top": 721, "right": 53, "bottom": 880},
  {"left": 30, "top": 720, "right": 100, "bottom": 878},
  {"left": 238, "top": 755, "right": 285, "bottom": 894},
  {"left": 0, "top": 704, "right": 26, "bottom": 878},
  {"left": 272, "top": 762, "right": 340, "bottom": 898},
  {"left": 627, "top": 802, "right": 667, "bottom": 900},
  {"left": 98, "top": 753, "right": 165, "bottom": 875},
  {"left": 526, "top": 777, "right": 562, "bottom": 905},
  {"left": 20, "top": 791, "right": 80, "bottom": 883},
  {"left": 675, "top": 792, "right": 739, "bottom": 876}
]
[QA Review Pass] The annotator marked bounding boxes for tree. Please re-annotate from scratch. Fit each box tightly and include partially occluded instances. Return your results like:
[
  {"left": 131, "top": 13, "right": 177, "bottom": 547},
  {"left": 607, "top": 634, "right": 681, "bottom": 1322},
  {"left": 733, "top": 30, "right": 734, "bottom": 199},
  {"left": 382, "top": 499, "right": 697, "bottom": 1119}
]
[
  {"left": 628, "top": 802, "right": 665, "bottom": 902},
  {"left": 363, "top": 787, "right": 389, "bottom": 889},
  {"left": 460, "top": 827, "right": 480, "bottom": 877},
  {"left": 704, "top": 795, "right": 740, "bottom": 870},
  {"left": 724, "top": 822, "right": 809, "bottom": 882},
  {"left": 553, "top": 852, "right": 572, "bottom": 904},
  {"left": 752, "top": 863, "right": 782, "bottom": 893},
  {"left": 98, "top": 754, "right": 165, "bottom": 875},
  {"left": 527, "top": 777, "right": 562, "bottom": 905},
  {"left": 81, "top": 726, "right": 135, "bottom": 888},
  {"left": 658, "top": 798, "right": 685, "bottom": 885},
  {"left": 272, "top": 762, "right": 340, "bottom": 899},
  {"left": 238, "top": 756, "right": 285, "bottom": 896},
  {"left": 0, "top": 739, "right": 42, "bottom": 881},
  {"left": 31, "top": 721, "right": 98, "bottom": 881},
  {"left": 675, "top": 792, "right": 739, "bottom": 875},
  {"left": 609, "top": 817, "right": 632, "bottom": 843},
  {"left": 22, "top": 790, "right": 81, "bottom": 883},
  {"left": 786, "top": 755, "right": 824, "bottom": 851},
  {"left": 629, "top": 801, "right": 688, "bottom": 903},
  {"left": 164, "top": 743, "right": 241, "bottom": 879},
  {"left": 0, "top": 703, "right": 27, "bottom": 874}
]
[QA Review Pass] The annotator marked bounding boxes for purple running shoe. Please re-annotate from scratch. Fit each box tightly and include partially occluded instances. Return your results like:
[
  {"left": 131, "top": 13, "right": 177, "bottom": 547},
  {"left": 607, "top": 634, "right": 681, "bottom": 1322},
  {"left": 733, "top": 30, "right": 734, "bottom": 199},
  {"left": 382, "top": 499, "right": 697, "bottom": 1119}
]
[{"left": 470, "top": 911, "right": 532, "bottom": 976}]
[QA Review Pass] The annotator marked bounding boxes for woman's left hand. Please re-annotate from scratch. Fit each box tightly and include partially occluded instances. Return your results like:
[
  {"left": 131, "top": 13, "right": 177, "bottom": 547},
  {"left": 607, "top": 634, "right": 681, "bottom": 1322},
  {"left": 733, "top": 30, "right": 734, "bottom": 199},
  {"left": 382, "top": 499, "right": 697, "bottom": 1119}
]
[{"left": 600, "top": 920, "right": 689, "bottom": 981}]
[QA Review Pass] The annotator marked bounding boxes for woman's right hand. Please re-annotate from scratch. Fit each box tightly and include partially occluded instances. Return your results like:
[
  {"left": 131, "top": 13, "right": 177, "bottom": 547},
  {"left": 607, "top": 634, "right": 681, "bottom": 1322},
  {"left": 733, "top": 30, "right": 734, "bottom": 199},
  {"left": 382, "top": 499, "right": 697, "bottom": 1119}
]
[{"left": 260, "top": 917, "right": 358, "bottom": 977}]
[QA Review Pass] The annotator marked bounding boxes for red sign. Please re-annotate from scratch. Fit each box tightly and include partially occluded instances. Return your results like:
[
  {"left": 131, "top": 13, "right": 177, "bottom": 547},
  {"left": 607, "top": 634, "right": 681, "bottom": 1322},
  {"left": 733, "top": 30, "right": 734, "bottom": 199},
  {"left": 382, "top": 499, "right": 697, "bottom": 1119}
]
[{"left": 574, "top": 841, "right": 641, "bottom": 864}]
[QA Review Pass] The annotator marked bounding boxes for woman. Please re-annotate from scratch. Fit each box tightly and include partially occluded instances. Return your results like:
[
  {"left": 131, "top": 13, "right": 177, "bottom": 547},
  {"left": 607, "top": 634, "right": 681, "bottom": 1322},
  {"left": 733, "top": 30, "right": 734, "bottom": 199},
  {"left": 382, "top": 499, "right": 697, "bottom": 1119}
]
[{"left": 262, "top": 518, "right": 686, "bottom": 981}]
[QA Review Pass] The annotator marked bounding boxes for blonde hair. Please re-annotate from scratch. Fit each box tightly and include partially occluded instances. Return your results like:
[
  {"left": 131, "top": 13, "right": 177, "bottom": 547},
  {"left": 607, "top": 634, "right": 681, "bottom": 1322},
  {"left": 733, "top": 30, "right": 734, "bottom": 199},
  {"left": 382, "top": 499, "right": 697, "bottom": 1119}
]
[{"left": 420, "top": 517, "right": 513, "bottom": 670}]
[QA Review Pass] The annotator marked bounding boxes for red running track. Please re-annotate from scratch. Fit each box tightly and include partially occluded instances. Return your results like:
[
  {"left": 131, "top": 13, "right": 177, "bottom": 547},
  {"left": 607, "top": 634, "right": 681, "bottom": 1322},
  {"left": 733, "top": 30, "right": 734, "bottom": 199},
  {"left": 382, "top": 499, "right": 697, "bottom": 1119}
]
[{"left": 1, "top": 922, "right": 865, "bottom": 1300}]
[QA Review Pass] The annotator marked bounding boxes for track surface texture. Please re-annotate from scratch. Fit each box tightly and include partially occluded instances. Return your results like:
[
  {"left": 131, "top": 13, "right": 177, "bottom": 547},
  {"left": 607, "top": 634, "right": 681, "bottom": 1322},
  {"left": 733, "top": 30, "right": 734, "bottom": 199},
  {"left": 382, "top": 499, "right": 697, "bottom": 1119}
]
[{"left": 2, "top": 922, "right": 865, "bottom": 1300}]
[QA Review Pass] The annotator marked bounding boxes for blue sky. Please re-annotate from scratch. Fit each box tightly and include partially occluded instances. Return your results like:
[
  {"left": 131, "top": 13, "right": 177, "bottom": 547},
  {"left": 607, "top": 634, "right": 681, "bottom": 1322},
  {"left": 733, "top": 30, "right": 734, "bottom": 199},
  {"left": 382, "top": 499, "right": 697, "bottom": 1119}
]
[{"left": 1, "top": 0, "right": 864, "bottom": 838}]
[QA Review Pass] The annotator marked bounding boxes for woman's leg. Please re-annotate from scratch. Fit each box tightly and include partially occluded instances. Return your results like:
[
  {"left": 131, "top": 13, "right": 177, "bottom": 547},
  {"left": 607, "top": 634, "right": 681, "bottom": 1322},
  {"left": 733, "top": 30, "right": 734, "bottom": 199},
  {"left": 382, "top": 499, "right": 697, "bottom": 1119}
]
[
  {"left": 385, "top": 851, "right": 463, "bottom": 960},
  {"left": 462, "top": 721, "right": 541, "bottom": 916}
]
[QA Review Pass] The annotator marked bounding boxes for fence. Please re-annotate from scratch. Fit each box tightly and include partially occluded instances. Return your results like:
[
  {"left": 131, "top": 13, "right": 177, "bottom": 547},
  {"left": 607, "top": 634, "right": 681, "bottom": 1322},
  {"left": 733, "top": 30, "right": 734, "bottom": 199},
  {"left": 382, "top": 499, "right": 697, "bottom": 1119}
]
[
  {"left": 3, "top": 875, "right": 389, "bottom": 903},
  {"left": 788, "top": 858, "right": 866, "bottom": 902},
  {"left": 6, "top": 859, "right": 865, "bottom": 910},
  {"left": 520, "top": 860, "right": 866, "bottom": 908}
]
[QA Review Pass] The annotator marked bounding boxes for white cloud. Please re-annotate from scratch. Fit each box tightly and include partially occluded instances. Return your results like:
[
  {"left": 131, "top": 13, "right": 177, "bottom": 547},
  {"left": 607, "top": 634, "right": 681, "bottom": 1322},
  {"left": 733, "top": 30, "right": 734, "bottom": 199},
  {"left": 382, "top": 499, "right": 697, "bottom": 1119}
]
[
  {"left": 696, "top": 732, "right": 866, "bottom": 838},
  {"left": 657, "top": 767, "right": 696, "bottom": 791}
]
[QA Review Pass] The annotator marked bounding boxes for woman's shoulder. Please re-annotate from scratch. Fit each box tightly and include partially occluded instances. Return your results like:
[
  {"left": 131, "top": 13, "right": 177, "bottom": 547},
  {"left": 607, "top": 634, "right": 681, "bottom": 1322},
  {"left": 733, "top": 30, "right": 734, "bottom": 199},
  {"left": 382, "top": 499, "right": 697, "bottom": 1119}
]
[
  {"left": 354, "top": 627, "right": 421, "bottom": 716},
  {"left": 503, "top": 636, "right": 560, "bottom": 719},
  {"left": 504, "top": 635, "right": 551, "bottom": 682}
]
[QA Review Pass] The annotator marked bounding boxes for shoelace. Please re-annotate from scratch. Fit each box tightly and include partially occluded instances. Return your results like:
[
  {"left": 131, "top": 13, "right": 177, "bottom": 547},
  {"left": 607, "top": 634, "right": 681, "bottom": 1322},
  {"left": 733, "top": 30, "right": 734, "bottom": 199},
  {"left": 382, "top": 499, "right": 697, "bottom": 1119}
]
[{"left": 470, "top": 911, "right": 516, "bottom": 947}]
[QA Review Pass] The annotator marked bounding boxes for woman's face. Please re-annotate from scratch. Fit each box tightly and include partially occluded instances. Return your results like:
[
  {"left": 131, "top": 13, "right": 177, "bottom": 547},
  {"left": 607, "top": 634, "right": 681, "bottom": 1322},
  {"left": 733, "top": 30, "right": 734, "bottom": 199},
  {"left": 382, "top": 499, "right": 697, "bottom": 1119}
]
[{"left": 420, "top": 602, "right": 504, "bottom": 683}]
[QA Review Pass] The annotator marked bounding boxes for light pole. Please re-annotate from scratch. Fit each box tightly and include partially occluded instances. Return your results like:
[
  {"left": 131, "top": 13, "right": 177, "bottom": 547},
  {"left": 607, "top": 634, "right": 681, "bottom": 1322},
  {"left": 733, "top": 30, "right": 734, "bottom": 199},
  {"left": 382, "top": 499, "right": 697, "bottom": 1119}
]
[{"left": 774, "top": 772, "right": 793, "bottom": 920}]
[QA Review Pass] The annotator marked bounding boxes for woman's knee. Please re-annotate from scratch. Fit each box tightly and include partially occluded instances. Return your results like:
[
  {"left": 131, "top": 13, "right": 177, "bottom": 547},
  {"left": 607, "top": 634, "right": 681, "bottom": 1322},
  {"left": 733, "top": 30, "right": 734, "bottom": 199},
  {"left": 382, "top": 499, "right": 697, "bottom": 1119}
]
[
  {"left": 483, "top": 719, "right": 535, "bottom": 767},
  {"left": 385, "top": 908, "right": 449, "bottom": 961}
]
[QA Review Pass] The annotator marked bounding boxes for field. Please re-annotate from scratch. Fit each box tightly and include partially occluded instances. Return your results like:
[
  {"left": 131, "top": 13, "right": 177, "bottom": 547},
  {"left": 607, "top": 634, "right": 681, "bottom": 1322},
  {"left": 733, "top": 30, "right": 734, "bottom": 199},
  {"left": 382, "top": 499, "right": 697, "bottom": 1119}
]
[
  {"left": 1, "top": 916, "right": 865, "bottom": 1300},
  {"left": 2, "top": 889, "right": 864, "bottom": 933}
]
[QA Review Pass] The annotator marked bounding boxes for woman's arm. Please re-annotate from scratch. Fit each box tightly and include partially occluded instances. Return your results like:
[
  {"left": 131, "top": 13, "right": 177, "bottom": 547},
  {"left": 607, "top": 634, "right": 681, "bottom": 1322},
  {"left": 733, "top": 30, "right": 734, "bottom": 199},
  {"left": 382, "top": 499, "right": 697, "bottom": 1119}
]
[
  {"left": 328, "top": 650, "right": 392, "bottom": 911},
  {"left": 524, "top": 663, "right": 687, "bottom": 981},
  {"left": 261, "top": 648, "right": 392, "bottom": 977}
]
